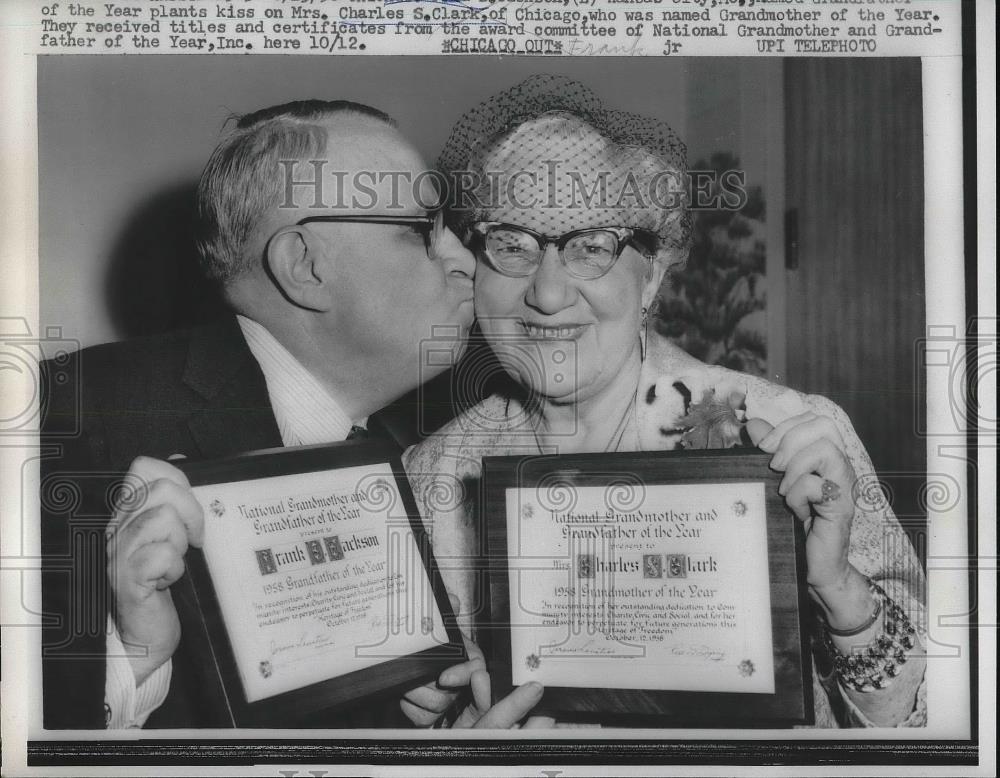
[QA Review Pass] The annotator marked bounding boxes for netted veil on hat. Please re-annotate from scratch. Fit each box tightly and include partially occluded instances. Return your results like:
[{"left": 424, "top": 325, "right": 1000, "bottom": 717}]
[{"left": 438, "top": 74, "right": 691, "bottom": 258}]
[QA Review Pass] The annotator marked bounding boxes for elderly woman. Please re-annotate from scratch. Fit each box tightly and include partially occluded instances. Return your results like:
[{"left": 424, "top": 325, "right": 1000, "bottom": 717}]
[{"left": 404, "top": 76, "right": 925, "bottom": 728}]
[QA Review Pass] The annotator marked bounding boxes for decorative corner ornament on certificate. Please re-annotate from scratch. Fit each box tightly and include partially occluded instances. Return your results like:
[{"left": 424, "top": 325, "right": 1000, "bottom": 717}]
[
  {"left": 175, "top": 441, "right": 463, "bottom": 727},
  {"left": 482, "top": 449, "right": 813, "bottom": 726}
]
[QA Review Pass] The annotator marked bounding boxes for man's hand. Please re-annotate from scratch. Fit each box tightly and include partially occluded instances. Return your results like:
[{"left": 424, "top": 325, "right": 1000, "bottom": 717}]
[{"left": 105, "top": 456, "right": 204, "bottom": 685}]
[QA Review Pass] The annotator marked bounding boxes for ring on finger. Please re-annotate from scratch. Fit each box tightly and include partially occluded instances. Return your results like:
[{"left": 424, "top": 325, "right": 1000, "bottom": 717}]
[{"left": 820, "top": 479, "right": 841, "bottom": 503}]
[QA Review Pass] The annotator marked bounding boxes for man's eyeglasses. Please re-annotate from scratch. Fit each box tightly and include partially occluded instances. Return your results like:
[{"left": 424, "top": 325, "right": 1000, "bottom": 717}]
[
  {"left": 296, "top": 211, "right": 443, "bottom": 253},
  {"left": 469, "top": 222, "right": 658, "bottom": 280}
]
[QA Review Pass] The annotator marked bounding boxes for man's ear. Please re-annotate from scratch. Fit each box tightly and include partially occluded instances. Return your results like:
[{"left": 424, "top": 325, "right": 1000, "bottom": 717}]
[{"left": 265, "top": 227, "right": 334, "bottom": 312}]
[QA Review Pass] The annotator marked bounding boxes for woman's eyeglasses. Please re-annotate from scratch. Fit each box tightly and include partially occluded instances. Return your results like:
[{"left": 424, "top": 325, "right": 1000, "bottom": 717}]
[{"left": 469, "top": 222, "right": 657, "bottom": 280}]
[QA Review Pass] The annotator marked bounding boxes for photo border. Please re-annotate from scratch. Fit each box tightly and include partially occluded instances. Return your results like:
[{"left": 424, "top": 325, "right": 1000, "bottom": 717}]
[{"left": 1, "top": 0, "right": 989, "bottom": 773}]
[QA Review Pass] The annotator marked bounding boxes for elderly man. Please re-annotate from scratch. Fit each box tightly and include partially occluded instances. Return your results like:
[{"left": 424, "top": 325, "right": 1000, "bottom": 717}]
[{"left": 40, "top": 100, "right": 535, "bottom": 729}]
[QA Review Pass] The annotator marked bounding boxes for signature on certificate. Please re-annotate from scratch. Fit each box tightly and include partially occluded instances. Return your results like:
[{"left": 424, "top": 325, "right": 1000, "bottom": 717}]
[
  {"left": 547, "top": 638, "right": 618, "bottom": 656},
  {"left": 269, "top": 630, "right": 336, "bottom": 660},
  {"left": 370, "top": 613, "right": 411, "bottom": 633},
  {"left": 670, "top": 644, "right": 726, "bottom": 662}
]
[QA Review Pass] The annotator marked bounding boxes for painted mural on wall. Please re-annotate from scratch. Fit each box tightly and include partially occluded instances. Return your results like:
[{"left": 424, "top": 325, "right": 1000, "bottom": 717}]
[{"left": 655, "top": 152, "right": 767, "bottom": 377}]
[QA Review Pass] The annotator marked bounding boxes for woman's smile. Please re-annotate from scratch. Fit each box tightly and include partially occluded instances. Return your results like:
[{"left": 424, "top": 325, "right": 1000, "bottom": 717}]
[{"left": 519, "top": 321, "right": 590, "bottom": 340}]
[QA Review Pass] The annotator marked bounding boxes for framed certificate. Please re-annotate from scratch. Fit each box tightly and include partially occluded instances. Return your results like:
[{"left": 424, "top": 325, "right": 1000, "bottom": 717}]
[
  {"left": 482, "top": 448, "right": 813, "bottom": 727},
  {"left": 174, "top": 441, "right": 464, "bottom": 727}
]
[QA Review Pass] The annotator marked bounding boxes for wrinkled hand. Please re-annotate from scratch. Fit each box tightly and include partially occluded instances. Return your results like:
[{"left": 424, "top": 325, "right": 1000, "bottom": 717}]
[
  {"left": 450, "top": 673, "right": 545, "bottom": 729},
  {"left": 399, "top": 620, "right": 480, "bottom": 727},
  {"left": 105, "top": 456, "right": 204, "bottom": 685},
  {"left": 401, "top": 629, "right": 545, "bottom": 728},
  {"left": 746, "top": 413, "right": 856, "bottom": 592},
  {"left": 399, "top": 594, "right": 476, "bottom": 726}
]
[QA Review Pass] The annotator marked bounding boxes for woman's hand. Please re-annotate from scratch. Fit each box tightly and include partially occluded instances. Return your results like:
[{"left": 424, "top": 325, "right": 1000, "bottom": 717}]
[
  {"left": 400, "top": 623, "right": 546, "bottom": 728},
  {"left": 746, "top": 413, "right": 874, "bottom": 629}
]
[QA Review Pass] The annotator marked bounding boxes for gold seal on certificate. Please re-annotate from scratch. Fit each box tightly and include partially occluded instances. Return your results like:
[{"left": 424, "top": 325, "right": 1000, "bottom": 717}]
[
  {"left": 176, "top": 441, "right": 463, "bottom": 727},
  {"left": 482, "top": 449, "right": 813, "bottom": 726}
]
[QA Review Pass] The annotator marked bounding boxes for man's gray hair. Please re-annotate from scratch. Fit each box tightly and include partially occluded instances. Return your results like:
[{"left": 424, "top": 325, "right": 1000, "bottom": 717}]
[{"left": 196, "top": 100, "right": 396, "bottom": 283}]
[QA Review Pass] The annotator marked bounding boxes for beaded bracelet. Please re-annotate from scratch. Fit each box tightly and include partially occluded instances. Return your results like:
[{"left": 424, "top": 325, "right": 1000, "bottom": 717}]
[{"left": 822, "top": 578, "right": 917, "bottom": 692}]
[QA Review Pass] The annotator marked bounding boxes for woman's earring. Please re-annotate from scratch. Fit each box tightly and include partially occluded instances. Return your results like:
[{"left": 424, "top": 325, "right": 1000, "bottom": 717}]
[{"left": 640, "top": 306, "right": 649, "bottom": 361}]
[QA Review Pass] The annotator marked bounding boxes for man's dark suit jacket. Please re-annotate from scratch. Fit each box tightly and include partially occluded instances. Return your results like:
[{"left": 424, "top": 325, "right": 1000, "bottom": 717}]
[{"left": 40, "top": 316, "right": 410, "bottom": 728}]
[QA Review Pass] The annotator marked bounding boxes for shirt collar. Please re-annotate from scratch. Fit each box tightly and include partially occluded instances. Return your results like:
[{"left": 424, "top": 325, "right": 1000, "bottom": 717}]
[{"left": 236, "top": 315, "right": 358, "bottom": 446}]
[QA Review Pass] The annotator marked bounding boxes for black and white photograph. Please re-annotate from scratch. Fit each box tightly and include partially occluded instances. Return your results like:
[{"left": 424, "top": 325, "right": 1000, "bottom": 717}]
[{"left": 0, "top": 2, "right": 992, "bottom": 775}]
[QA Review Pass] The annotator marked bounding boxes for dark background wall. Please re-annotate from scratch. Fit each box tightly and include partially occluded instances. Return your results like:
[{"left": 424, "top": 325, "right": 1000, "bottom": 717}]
[{"left": 785, "top": 59, "right": 926, "bottom": 546}]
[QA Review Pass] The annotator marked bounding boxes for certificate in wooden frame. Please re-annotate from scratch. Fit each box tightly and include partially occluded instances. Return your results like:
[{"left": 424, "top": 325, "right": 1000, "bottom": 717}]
[
  {"left": 175, "top": 440, "right": 464, "bottom": 727},
  {"left": 482, "top": 448, "right": 813, "bottom": 727}
]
